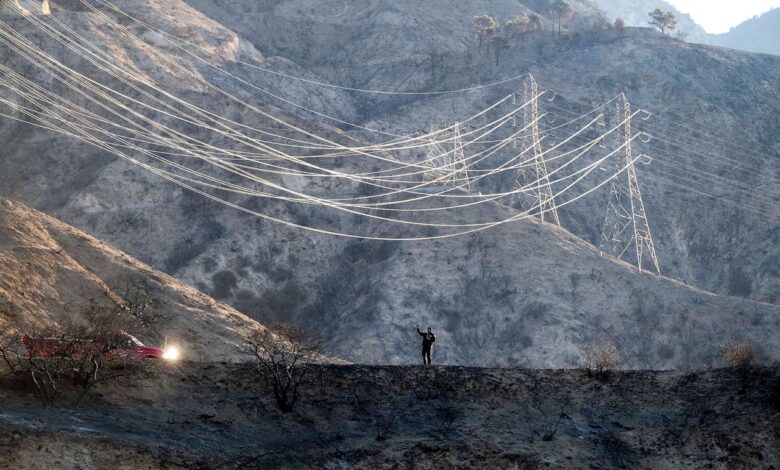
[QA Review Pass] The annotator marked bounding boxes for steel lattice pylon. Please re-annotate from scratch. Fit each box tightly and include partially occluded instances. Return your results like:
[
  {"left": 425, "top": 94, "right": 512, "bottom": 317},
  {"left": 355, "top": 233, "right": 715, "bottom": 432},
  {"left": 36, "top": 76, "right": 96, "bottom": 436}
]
[
  {"left": 516, "top": 74, "right": 559, "bottom": 225},
  {"left": 451, "top": 124, "right": 471, "bottom": 192},
  {"left": 600, "top": 93, "right": 660, "bottom": 275},
  {"left": 423, "top": 122, "right": 471, "bottom": 191}
]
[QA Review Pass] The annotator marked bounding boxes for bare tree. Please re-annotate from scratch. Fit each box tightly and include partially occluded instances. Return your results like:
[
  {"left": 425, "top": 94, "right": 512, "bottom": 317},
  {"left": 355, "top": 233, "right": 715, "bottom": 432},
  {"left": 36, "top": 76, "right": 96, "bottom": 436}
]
[
  {"left": 373, "top": 410, "right": 396, "bottom": 442},
  {"left": 491, "top": 35, "right": 508, "bottom": 66},
  {"left": 648, "top": 8, "right": 676, "bottom": 34},
  {"left": 473, "top": 15, "right": 499, "bottom": 47},
  {"left": 528, "top": 14, "right": 543, "bottom": 41},
  {"left": 108, "top": 277, "right": 169, "bottom": 335},
  {"left": 65, "top": 304, "right": 148, "bottom": 405},
  {"left": 548, "top": 0, "right": 573, "bottom": 35},
  {"left": 0, "top": 327, "right": 69, "bottom": 407},
  {"left": 1, "top": 304, "right": 151, "bottom": 407},
  {"left": 246, "top": 323, "right": 324, "bottom": 413},
  {"left": 434, "top": 392, "right": 459, "bottom": 438}
]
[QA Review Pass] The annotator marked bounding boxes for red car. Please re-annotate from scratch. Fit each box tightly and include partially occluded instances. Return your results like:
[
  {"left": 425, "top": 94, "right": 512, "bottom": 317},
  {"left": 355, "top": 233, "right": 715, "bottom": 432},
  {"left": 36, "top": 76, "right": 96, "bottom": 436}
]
[{"left": 21, "top": 331, "right": 169, "bottom": 360}]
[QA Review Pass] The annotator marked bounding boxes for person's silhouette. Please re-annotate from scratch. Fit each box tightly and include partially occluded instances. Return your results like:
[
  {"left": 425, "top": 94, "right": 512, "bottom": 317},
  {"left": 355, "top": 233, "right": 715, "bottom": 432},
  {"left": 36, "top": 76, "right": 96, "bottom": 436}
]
[{"left": 416, "top": 325, "right": 436, "bottom": 365}]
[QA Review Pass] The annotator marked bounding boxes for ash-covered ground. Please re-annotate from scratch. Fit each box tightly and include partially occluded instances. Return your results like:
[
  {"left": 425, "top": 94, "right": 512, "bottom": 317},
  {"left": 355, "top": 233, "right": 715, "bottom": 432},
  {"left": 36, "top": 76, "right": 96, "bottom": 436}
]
[{"left": 1, "top": 363, "right": 778, "bottom": 469}]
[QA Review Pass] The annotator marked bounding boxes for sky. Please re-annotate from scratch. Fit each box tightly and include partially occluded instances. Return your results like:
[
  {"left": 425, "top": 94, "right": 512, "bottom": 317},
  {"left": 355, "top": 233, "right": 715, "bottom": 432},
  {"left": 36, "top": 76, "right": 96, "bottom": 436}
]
[{"left": 666, "top": 0, "right": 780, "bottom": 33}]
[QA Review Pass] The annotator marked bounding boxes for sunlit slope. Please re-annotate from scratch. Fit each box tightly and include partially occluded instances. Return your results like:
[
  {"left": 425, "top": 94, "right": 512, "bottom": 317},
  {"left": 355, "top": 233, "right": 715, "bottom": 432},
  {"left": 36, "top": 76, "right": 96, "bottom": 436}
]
[{"left": 0, "top": 197, "right": 265, "bottom": 360}]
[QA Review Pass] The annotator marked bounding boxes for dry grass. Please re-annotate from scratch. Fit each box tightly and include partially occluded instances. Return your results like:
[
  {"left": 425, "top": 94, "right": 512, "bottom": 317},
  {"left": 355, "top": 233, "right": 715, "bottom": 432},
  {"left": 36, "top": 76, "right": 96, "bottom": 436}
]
[
  {"left": 720, "top": 341, "right": 757, "bottom": 370},
  {"left": 582, "top": 339, "right": 620, "bottom": 378}
]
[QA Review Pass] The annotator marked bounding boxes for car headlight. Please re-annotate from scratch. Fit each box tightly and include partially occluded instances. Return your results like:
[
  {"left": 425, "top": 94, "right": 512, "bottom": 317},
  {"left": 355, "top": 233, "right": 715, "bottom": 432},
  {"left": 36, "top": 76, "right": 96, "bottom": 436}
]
[{"left": 162, "top": 345, "right": 180, "bottom": 361}]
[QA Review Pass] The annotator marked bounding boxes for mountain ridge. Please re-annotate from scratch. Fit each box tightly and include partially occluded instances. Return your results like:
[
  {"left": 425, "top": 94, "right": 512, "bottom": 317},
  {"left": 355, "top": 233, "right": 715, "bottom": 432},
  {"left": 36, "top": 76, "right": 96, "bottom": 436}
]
[{"left": 714, "top": 8, "right": 780, "bottom": 56}]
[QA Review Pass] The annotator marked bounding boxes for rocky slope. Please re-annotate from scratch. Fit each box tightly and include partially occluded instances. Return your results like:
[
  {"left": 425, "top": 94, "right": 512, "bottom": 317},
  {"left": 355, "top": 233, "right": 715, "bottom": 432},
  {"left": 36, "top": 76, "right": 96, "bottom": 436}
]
[
  {"left": 0, "top": 197, "right": 264, "bottom": 360},
  {"left": 0, "top": 1, "right": 778, "bottom": 366},
  {"left": 1, "top": 363, "right": 778, "bottom": 468}
]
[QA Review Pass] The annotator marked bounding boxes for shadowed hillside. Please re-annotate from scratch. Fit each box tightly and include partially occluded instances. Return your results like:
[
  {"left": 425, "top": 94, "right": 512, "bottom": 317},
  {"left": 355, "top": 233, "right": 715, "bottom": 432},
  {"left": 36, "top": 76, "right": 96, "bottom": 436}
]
[{"left": 1, "top": 363, "right": 778, "bottom": 468}]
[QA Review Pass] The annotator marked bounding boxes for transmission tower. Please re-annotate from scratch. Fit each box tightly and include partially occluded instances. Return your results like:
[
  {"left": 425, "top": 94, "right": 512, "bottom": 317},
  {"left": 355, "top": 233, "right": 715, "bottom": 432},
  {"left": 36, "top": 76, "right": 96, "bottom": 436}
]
[
  {"left": 451, "top": 123, "right": 471, "bottom": 192},
  {"left": 423, "top": 122, "right": 470, "bottom": 191},
  {"left": 599, "top": 93, "right": 660, "bottom": 275},
  {"left": 517, "top": 74, "right": 559, "bottom": 225},
  {"left": 511, "top": 92, "right": 534, "bottom": 211}
]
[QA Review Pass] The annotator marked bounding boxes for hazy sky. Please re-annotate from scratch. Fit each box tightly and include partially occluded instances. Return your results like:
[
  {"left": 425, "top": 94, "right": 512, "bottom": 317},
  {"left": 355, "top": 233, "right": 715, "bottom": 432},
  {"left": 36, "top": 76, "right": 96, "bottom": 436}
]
[{"left": 666, "top": 0, "right": 780, "bottom": 33}]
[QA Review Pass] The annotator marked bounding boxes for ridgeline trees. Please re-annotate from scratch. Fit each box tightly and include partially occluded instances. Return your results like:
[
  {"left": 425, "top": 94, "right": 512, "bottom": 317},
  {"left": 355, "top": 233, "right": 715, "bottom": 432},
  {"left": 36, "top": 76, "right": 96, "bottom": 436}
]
[
  {"left": 475, "top": 3, "right": 580, "bottom": 55},
  {"left": 648, "top": 8, "right": 677, "bottom": 34},
  {"left": 505, "top": 14, "right": 530, "bottom": 42},
  {"left": 473, "top": 15, "right": 499, "bottom": 47}
]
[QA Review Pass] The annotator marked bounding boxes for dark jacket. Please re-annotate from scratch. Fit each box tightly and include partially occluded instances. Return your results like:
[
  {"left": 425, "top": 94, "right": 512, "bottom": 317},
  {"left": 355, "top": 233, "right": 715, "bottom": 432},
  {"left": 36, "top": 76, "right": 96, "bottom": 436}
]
[{"left": 418, "top": 328, "right": 436, "bottom": 350}]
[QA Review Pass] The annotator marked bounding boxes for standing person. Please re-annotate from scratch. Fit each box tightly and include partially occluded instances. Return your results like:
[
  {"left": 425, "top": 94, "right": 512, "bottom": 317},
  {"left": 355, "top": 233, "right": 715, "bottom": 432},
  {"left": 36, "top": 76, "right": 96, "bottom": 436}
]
[{"left": 416, "top": 325, "right": 436, "bottom": 365}]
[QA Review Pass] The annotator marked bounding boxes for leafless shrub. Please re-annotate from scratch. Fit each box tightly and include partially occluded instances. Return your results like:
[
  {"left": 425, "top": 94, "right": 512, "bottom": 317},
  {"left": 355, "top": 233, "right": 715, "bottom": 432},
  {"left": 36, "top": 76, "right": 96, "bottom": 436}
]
[
  {"left": 0, "top": 327, "right": 67, "bottom": 406},
  {"left": 663, "top": 401, "right": 714, "bottom": 446},
  {"left": 66, "top": 304, "right": 149, "bottom": 405},
  {"left": 0, "top": 331, "right": 21, "bottom": 376},
  {"left": 0, "top": 295, "right": 14, "bottom": 316},
  {"left": 374, "top": 411, "right": 396, "bottom": 442},
  {"left": 108, "top": 277, "right": 168, "bottom": 334},
  {"left": 434, "top": 393, "right": 459, "bottom": 438},
  {"left": 487, "top": 397, "right": 500, "bottom": 411},
  {"left": 540, "top": 412, "right": 569, "bottom": 441},
  {"left": 245, "top": 323, "right": 324, "bottom": 413},
  {"left": 582, "top": 339, "right": 620, "bottom": 379},
  {"left": 0, "top": 304, "right": 151, "bottom": 407},
  {"left": 412, "top": 370, "right": 451, "bottom": 401},
  {"left": 721, "top": 340, "right": 757, "bottom": 370}
]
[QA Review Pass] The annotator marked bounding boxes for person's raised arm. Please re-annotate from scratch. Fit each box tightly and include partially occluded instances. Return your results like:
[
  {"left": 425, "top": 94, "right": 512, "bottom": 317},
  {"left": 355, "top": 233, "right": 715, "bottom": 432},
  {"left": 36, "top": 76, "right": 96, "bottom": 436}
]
[{"left": 416, "top": 325, "right": 425, "bottom": 336}]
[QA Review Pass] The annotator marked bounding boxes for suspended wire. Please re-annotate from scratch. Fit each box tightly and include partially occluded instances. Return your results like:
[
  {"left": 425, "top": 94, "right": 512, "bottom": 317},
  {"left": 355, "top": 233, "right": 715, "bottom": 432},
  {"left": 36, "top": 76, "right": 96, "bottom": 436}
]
[
  {"left": 540, "top": 102, "right": 780, "bottom": 223},
  {"left": 547, "top": 102, "right": 780, "bottom": 186},
  {"left": 628, "top": 103, "right": 780, "bottom": 161},
  {"left": 0, "top": 7, "right": 550, "bottom": 192},
  {"left": 0, "top": 74, "right": 625, "bottom": 216},
  {"left": 3, "top": 98, "right": 641, "bottom": 239},
  {"left": 0, "top": 11, "right": 616, "bottom": 210},
  {"left": 5, "top": 0, "right": 623, "bottom": 187},
  {"left": 0, "top": 3, "right": 664, "bottom": 240}
]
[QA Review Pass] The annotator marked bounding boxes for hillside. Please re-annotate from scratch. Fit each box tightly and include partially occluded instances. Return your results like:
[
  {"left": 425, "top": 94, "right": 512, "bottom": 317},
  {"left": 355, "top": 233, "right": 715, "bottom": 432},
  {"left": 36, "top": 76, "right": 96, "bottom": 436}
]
[
  {"left": 0, "top": 0, "right": 778, "bottom": 367},
  {"left": 590, "top": 0, "right": 712, "bottom": 44},
  {"left": 1, "top": 363, "right": 778, "bottom": 468},
  {"left": 0, "top": 197, "right": 264, "bottom": 360},
  {"left": 714, "top": 8, "right": 780, "bottom": 56}
]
